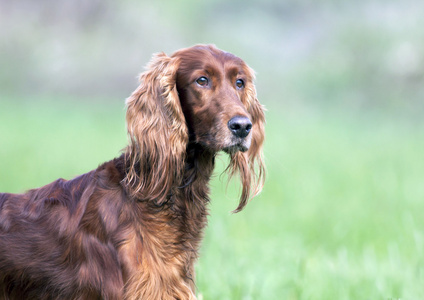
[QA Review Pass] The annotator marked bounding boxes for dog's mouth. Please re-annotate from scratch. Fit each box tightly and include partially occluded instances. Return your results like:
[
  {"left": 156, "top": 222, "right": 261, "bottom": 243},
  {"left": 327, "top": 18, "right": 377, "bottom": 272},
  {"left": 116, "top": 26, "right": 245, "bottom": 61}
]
[
  {"left": 223, "top": 142, "right": 249, "bottom": 154},
  {"left": 222, "top": 131, "right": 252, "bottom": 154}
]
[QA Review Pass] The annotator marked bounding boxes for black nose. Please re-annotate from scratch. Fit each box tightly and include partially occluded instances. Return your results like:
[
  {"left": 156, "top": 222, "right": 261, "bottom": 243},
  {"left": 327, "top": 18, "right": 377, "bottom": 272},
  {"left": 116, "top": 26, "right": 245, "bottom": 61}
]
[{"left": 228, "top": 116, "right": 252, "bottom": 138}]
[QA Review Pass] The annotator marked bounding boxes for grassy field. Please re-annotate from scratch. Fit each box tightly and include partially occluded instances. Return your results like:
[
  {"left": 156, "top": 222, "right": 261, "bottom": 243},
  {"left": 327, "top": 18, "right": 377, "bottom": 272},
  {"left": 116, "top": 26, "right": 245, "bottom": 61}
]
[{"left": 1, "top": 97, "right": 424, "bottom": 299}]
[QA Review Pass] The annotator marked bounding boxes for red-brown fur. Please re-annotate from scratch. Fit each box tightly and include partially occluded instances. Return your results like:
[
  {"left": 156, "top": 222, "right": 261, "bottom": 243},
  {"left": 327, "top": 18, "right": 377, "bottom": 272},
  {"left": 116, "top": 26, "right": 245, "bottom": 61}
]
[{"left": 0, "top": 45, "right": 265, "bottom": 299}]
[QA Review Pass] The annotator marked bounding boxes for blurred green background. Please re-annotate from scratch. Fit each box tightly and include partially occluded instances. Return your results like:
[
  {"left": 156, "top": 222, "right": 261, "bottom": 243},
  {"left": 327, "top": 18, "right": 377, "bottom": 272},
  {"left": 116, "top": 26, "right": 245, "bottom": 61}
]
[{"left": 1, "top": 0, "right": 424, "bottom": 299}]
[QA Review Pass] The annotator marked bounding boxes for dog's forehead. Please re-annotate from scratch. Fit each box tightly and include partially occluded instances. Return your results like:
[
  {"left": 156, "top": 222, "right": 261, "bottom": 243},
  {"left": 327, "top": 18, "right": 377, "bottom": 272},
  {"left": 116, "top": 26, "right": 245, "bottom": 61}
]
[{"left": 175, "top": 46, "right": 244, "bottom": 67}]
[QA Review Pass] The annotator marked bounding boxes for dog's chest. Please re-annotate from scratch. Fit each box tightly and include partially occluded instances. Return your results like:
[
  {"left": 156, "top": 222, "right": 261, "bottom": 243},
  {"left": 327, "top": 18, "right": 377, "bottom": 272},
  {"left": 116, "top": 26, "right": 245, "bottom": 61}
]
[{"left": 117, "top": 201, "right": 207, "bottom": 299}]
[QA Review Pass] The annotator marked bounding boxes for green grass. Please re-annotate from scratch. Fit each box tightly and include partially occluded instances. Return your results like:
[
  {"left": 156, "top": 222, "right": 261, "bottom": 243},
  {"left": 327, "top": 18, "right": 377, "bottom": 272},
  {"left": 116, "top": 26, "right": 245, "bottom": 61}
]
[
  {"left": 1, "top": 98, "right": 424, "bottom": 299},
  {"left": 199, "top": 109, "right": 424, "bottom": 299}
]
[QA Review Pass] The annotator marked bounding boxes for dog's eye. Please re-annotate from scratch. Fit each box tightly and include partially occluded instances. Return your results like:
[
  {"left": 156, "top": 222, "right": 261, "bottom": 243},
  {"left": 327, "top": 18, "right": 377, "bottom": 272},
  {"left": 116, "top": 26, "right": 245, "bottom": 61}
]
[
  {"left": 196, "top": 77, "right": 209, "bottom": 87},
  {"left": 236, "top": 79, "right": 245, "bottom": 89}
]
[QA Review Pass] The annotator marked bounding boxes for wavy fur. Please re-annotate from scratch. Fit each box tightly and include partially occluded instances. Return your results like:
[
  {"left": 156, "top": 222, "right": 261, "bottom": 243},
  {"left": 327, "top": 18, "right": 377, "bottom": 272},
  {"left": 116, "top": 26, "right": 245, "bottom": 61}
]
[{"left": 125, "top": 53, "right": 188, "bottom": 205}]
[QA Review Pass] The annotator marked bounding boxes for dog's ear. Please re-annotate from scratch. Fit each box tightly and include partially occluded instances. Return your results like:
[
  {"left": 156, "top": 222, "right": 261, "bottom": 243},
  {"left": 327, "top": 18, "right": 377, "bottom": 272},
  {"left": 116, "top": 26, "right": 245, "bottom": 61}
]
[
  {"left": 228, "top": 66, "right": 265, "bottom": 213},
  {"left": 125, "top": 53, "right": 188, "bottom": 204}
]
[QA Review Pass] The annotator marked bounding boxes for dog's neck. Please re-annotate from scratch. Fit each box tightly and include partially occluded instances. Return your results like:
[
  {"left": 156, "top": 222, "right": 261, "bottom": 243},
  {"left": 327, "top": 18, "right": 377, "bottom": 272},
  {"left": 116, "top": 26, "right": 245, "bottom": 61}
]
[
  {"left": 168, "top": 143, "right": 216, "bottom": 221},
  {"left": 180, "top": 143, "right": 215, "bottom": 193}
]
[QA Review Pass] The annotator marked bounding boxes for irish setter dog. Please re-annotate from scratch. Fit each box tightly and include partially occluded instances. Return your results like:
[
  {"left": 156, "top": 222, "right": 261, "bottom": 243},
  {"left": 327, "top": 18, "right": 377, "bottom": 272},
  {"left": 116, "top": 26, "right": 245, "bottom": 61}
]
[{"left": 0, "top": 45, "right": 265, "bottom": 299}]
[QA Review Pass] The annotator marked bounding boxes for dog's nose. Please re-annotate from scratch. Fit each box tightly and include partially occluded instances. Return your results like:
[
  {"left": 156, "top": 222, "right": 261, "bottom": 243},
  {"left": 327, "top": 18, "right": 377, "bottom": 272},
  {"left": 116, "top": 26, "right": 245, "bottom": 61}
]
[{"left": 228, "top": 116, "right": 252, "bottom": 138}]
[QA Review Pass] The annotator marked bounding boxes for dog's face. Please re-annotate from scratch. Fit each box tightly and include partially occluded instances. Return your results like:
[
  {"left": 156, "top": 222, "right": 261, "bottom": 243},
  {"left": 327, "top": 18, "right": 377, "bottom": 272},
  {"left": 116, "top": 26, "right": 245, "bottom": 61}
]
[
  {"left": 126, "top": 44, "right": 264, "bottom": 210},
  {"left": 174, "top": 46, "right": 255, "bottom": 154}
]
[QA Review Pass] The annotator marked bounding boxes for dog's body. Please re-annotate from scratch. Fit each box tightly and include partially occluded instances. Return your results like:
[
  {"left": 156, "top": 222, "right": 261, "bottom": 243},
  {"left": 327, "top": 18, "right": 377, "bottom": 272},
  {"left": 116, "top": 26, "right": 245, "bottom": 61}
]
[
  {"left": 0, "top": 155, "right": 208, "bottom": 299},
  {"left": 0, "top": 45, "right": 265, "bottom": 299}
]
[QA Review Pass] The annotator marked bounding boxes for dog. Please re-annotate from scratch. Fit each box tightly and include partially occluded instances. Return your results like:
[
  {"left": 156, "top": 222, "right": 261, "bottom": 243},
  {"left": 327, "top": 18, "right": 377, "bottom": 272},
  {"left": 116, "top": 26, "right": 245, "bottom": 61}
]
[{"left": 0, "top": 44, "right": 265, "bottom": 299}]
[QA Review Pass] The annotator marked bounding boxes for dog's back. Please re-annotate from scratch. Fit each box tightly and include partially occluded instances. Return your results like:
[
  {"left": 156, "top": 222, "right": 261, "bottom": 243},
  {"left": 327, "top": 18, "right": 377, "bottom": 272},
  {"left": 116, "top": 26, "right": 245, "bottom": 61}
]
[{"left": 0, "top": 160, "right": 126, "bottom": 299}]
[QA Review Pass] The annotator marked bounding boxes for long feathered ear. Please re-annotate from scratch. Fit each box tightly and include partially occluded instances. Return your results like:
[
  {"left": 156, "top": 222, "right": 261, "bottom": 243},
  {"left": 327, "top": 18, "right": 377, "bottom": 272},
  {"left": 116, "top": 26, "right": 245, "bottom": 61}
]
[
  {"left": 228, "top": 67, "right": 265, "bottom": 213},
  {"left": 124, "top": 53, "right": 188, "bottom": 205}
]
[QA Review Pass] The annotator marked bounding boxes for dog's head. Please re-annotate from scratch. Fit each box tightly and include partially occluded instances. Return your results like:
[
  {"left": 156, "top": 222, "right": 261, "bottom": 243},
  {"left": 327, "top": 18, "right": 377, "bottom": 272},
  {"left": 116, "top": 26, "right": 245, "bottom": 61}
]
[{"left": 125, "top": 45, "right": 265, "bottom": 211}]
